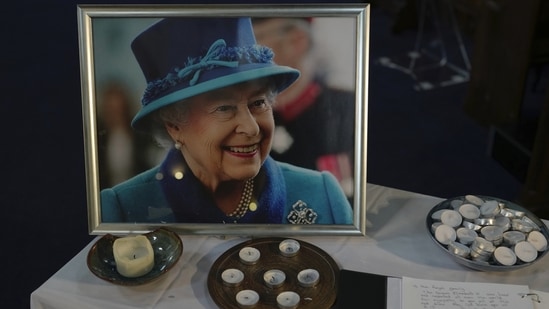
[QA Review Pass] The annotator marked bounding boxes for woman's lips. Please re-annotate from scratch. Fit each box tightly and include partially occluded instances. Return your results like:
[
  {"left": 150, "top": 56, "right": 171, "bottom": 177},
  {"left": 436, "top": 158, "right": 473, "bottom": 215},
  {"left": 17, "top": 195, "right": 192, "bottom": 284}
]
[{"left": 225, "top": 144, "right": 259, "bottom": 155}]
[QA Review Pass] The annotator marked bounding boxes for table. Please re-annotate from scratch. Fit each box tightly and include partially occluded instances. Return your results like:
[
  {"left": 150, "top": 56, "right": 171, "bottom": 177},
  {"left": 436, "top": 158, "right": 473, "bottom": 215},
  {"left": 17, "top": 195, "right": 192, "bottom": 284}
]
[{"left": 30, "top": 184, "right": 549, "bottom": 309}]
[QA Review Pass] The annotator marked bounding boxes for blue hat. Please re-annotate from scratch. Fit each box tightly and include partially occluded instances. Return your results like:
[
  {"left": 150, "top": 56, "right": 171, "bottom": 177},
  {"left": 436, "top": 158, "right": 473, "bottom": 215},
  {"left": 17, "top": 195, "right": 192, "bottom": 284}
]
[{"left": 130, "top": 17, "right": 300, "bottom": 131}]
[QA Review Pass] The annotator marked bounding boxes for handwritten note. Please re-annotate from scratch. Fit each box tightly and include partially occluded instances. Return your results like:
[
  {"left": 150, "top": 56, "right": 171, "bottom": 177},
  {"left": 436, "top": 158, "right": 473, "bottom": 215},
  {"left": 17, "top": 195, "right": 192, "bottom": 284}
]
[{"left": 402, "top": 277, "right": 534, "bottom": 309}]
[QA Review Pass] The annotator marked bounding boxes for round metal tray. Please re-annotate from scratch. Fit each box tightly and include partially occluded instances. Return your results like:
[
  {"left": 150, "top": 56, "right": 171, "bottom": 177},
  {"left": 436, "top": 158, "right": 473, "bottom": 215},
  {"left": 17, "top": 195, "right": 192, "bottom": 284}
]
[
  {"left": 207, "top": 237, "right": 339, "bottom": 308},
  {"left": 426, "top": 195, "right": 549, "bottom": 271}
]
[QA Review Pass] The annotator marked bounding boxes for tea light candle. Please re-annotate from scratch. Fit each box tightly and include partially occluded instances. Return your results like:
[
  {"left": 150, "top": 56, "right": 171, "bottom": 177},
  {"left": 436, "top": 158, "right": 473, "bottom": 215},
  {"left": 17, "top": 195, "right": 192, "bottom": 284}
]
[
  {"left": 450, "top": 198, "right": 463, "bottom": 209},
  {"left": 521, "top": 216, "right": 540, "bottom": 230},
  {"left": 279, "top": 239, "right": 300, "bottom": 257},
  {"left": 235, "top": 290, "right": 260, "bottom": 308},
  {"left": 465, "top": 194, "right": 484, "bottom": 206},
  {"left": 239, "top": 247, "right": 260, "bottom": 265},
  {"left": 430, "top": 209, "right": 447, "bottom": 220},
  {"left": 458, "top": 204, "right": 480, "bottom": 221},
  {"left": 431, "top": 222, "right": 442, "bottom": 234},
  {"left": 494, "top": 216, "right": 511, "bottom": 231},
  {"left": 501, "top": 207, "right": 525, "bottom": 218},
  {"left": 221, "top": 268, "right": 244, "bottom": 286},
  {"left": 493, "top": 246, "right": 517, "bottom": 266},
  {"left": 263, "top": 269, "right": 286, "bottom": 288},
  {"left": 440, "top": 210, "right": 462, "bottom": 228},
  {"left": 480, "top": 200, "right": 500, "bottom": 217},
  {"left": 434, "top": 224, "right": 457, "bottom": 245},
  {"left": 456, "top": 227, "right": 477, "bottom": 245},
  {"left": 112, "top": 235, "right": 154, "bottom": 278},
  {"left": 527, "top": 230, "right": 548, "bottom": 251},
  {"left": 462, "top": 220, "right": 482, "bottom": 231},
  {"left": 514, "top": 241, "right": 538, "bottom": 263},
  {"left": 512, "top": 219, "right": 534, "bottom": 233},
  {"left": 447, "top": 241, "right": 471, "bottom": 258},
  {"left": 276, "top": 291, "right": 300, "bottom": 309},
  {"left": 297, "top": 269, "right": 320, "bottom": 287}
]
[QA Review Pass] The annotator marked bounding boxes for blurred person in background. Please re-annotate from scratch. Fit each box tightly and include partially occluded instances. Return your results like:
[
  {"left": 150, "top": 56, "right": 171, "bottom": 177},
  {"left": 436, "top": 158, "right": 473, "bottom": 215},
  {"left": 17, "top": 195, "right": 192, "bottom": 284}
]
[
  {"left": 252, "top": 17, "right": 356, "bottom": 199},
  {"left": 97, "top": 82, "right": 152, "bottom": 187}
]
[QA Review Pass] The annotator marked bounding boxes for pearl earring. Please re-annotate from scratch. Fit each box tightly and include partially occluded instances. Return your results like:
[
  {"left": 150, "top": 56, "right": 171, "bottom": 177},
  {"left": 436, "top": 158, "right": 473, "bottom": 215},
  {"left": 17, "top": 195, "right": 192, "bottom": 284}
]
[{"left": 174, "top": 141, "right": 182, "bottom": 150}]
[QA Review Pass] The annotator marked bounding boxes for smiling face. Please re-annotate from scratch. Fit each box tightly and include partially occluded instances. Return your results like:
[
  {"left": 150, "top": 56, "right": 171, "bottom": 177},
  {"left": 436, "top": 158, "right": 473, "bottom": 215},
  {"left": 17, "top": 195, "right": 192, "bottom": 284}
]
[{"left": 165, "top": 80, "right": 277, "bottom": 190}]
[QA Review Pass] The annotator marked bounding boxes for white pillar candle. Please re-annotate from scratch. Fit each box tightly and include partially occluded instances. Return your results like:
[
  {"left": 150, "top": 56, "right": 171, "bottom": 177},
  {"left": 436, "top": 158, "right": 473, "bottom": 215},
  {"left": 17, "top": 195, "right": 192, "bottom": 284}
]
[
  {"left": 112, "top": 235, "right": 154, "bottom": 278},
  {"left": 235, "top": 290, "right": 260, "bottom": 308},
  {"left": 279, "top": 239, "right": 300, "bottom": 257},
  {"left": 276, "top": 291, "right": 300, "bottom": 309},
  {"left": 239, "top": 247, "right": 260, "bottom": 265},
  {"left": 263, "top": 269, "right": 286, "bottom": 288}
]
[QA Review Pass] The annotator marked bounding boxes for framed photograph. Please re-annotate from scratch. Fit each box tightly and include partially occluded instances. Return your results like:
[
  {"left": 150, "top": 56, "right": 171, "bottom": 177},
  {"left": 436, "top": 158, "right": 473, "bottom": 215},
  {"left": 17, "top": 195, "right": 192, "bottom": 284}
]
[{"left": 78, "top": 4, "right": 369, "bottom": 236}]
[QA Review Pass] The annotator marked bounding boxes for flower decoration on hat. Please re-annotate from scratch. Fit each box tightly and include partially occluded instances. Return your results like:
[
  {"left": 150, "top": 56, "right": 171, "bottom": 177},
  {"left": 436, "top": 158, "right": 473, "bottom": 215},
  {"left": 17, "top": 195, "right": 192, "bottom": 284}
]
[{"left": 142, "top": 39, "right": 275, "bottom": 106}]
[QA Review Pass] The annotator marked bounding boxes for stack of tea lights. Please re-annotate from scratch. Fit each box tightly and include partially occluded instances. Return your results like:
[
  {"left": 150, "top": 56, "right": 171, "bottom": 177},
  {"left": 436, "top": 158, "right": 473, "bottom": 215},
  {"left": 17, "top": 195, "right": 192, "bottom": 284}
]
[{"left": 431, "top": 195, "right": 548, "bottom": 266}]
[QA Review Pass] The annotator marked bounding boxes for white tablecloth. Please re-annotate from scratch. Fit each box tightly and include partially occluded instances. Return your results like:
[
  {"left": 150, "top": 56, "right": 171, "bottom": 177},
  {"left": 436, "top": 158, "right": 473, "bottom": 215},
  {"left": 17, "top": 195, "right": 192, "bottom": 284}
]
[{"left": 30, "top": 184, "right": 549, "bottom": 309}]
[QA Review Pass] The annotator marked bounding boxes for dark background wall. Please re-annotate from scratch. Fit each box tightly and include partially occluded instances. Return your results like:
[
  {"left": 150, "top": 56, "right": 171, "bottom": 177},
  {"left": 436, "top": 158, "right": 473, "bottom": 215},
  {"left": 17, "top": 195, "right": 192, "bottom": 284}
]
[
  {"left": 2, "top": 1, "right": 547, "bottom": 308},
  {"left": 3, "top": 2, "right": 94, "bottom": 308}
]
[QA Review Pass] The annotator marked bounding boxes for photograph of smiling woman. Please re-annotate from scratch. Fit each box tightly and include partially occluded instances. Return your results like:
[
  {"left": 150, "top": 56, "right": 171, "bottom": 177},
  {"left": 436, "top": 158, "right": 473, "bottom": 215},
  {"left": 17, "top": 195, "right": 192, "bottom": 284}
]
[{"left": 99, "top": 17, "right": 353, "bottom": 225}]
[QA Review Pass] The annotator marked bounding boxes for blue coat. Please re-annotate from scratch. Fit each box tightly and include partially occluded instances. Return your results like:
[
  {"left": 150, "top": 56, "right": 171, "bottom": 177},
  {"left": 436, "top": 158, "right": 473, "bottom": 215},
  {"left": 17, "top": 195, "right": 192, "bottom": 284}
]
[{"left": 101, "top": 149, "right": 353, "bottom": 224}]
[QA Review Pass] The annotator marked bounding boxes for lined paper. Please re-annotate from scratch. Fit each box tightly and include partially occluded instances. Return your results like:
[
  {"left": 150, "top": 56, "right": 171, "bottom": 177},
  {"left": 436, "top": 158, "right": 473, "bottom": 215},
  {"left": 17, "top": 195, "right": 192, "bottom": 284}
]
[{"left": 402, "top": 277, "right": 534, "bottom": 309}]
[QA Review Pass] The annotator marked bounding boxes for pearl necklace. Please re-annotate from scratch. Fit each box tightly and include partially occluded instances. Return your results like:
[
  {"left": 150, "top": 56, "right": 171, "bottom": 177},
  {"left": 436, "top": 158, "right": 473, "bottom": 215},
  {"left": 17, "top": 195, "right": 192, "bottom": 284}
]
[{"left": 227, "top": 178, "right": 254, "bottom": 219}]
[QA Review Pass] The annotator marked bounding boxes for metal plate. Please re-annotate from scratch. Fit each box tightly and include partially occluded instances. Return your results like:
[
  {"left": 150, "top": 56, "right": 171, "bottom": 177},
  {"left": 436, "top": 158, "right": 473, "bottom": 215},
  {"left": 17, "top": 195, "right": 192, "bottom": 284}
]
[
  {"left": 426, "top": 195, "right": 549, "bottom": 271},
  {"left": 207, "top": 237, "right": 339, "bottom": 308}
]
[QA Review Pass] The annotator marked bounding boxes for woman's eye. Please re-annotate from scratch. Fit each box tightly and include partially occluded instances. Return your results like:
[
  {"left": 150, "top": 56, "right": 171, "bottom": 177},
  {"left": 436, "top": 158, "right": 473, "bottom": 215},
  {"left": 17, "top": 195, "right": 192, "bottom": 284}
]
[
  {"left": 250, "top": 99, "right": 269, "bottom": 110},
  {"left": 214, "top": 105, "right": 235, "bottom": 113}
]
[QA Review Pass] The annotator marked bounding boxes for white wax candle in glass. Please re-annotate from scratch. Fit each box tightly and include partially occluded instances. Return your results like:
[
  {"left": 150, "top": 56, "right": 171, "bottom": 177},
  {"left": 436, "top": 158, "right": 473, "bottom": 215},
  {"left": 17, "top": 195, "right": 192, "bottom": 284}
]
[
  {"left": 263, "top": 269, "right": 286, "bottom": 288},
  {"left": 279, "top": 239, "right": 300, "bottom": 257},
  {"left": 276, "top": 291, "right": 300, "bottom": 309},
  {"left": 239, "top": 247, "right": 260, "bottom": 265},
  {"left": 112, "top": 235, "right": 155, "bottom": 278}
]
